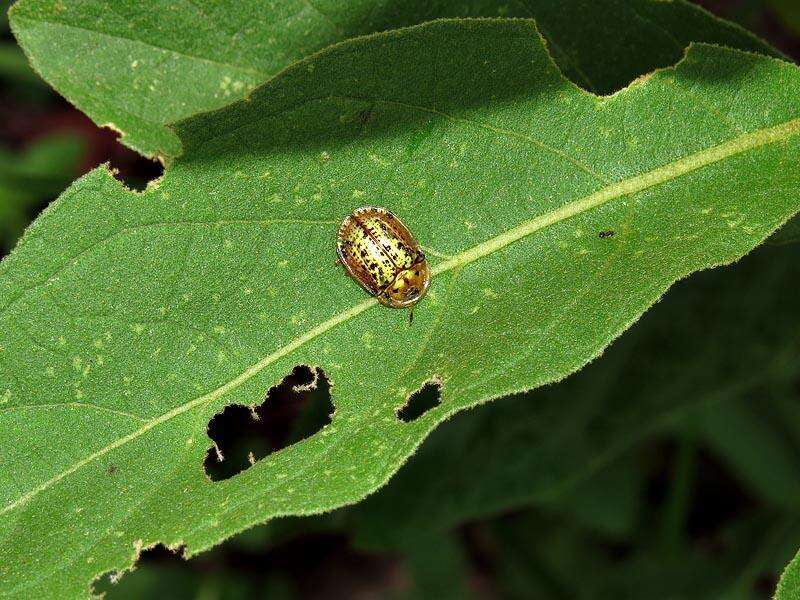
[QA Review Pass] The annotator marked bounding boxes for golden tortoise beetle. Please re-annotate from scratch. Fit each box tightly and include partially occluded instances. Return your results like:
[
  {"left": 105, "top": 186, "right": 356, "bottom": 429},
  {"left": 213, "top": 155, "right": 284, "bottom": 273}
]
[{"left": 336, "top": 206, "right": 431, "bottom": 318}]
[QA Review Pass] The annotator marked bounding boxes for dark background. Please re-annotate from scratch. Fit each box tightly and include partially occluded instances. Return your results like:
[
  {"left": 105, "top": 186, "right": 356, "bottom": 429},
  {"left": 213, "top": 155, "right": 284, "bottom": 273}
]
[{"left": 2, "top": 1, "right": 800, "bottom": 598}]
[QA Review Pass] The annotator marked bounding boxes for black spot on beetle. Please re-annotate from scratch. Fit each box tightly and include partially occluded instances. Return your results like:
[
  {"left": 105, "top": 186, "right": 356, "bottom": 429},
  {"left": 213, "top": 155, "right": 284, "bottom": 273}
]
[{"left": 599, "top": 230, "right": 615, "bottom": 238}]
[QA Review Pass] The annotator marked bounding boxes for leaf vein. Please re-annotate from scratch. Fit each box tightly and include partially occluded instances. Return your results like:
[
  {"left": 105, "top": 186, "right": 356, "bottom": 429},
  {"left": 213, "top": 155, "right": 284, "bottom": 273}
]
[
  {"left": 331, "top": 95, "right": 610, "bottom": 183},
  {"left": 0, "top": 218, "right": 336, "bottom": 320},
  {"left": 0, "top": 402, "right": 147, "bottom": 422}
]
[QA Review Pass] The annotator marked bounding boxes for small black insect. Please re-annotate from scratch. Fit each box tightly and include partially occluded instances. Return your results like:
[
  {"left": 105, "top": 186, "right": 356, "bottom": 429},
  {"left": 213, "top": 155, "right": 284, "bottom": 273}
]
[
  {"left": 356, "top": 110, "right": 375, "bottom": 125},
  {"left": 598, "top": 230, "right": 615, "bottom": 239}
]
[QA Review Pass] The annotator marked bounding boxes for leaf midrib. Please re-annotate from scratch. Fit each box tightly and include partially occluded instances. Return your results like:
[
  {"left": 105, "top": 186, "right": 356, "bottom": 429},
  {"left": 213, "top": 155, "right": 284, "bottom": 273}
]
[{"left": 2, "top": 115, "right": 798, "bottom": 519}]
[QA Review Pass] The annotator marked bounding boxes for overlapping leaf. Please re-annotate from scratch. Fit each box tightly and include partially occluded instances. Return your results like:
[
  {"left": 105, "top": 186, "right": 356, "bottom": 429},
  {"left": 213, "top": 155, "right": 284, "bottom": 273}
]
[
  {"left": 9, "top": 0, "right": 778, "bottom": 159},
  {"left": 2, "top": 18, "right": 800, "bottom": 598}
]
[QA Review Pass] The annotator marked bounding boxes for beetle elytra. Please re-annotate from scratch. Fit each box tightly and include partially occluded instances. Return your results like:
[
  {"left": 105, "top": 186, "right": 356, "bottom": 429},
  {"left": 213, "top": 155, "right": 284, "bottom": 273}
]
[{"left": 336, "top": 206, "right": 431, "bottom": 316}]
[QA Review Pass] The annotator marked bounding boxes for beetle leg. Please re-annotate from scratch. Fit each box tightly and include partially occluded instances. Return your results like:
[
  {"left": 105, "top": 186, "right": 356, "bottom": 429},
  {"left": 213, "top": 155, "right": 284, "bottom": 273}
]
[{"left": 408, "top": 309, "right": 414, "bottom": 325}]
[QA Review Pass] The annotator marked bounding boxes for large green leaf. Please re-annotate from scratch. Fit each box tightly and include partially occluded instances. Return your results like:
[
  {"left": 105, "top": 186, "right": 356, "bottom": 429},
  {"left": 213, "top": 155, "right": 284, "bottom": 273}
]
[
  {"left": 2, "top": 19, "right": 800, "bottom": 598},
  {"left": 9, "top": 0, "right": 779, "bottom": 159}
]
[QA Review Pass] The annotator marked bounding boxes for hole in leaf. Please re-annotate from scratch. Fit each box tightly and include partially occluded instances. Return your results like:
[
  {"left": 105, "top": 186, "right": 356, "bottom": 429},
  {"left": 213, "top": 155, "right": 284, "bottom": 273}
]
[
  {"left": 98, "top": 125, "right": 164, "bottom": 192},
  {"left": 93, "top": 542, "right": 186, "bottom": 594},
  {"left": 134, "top": 542, "right": 187, "bottom": 565},
  {"left": 94, "top": 531, "right": 403, "bottom": 599},
  {"left": 396, "top": 378, "right": 442, "bottom": 423},
  {"left": 204, "top": 366, "right": 334, "bottom": 481}
]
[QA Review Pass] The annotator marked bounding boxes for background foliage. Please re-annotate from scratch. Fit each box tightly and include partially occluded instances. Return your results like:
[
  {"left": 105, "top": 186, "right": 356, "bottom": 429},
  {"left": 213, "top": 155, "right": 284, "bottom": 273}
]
[{"left": 1, "top": 1, "right": 800, "bottom": 598}]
